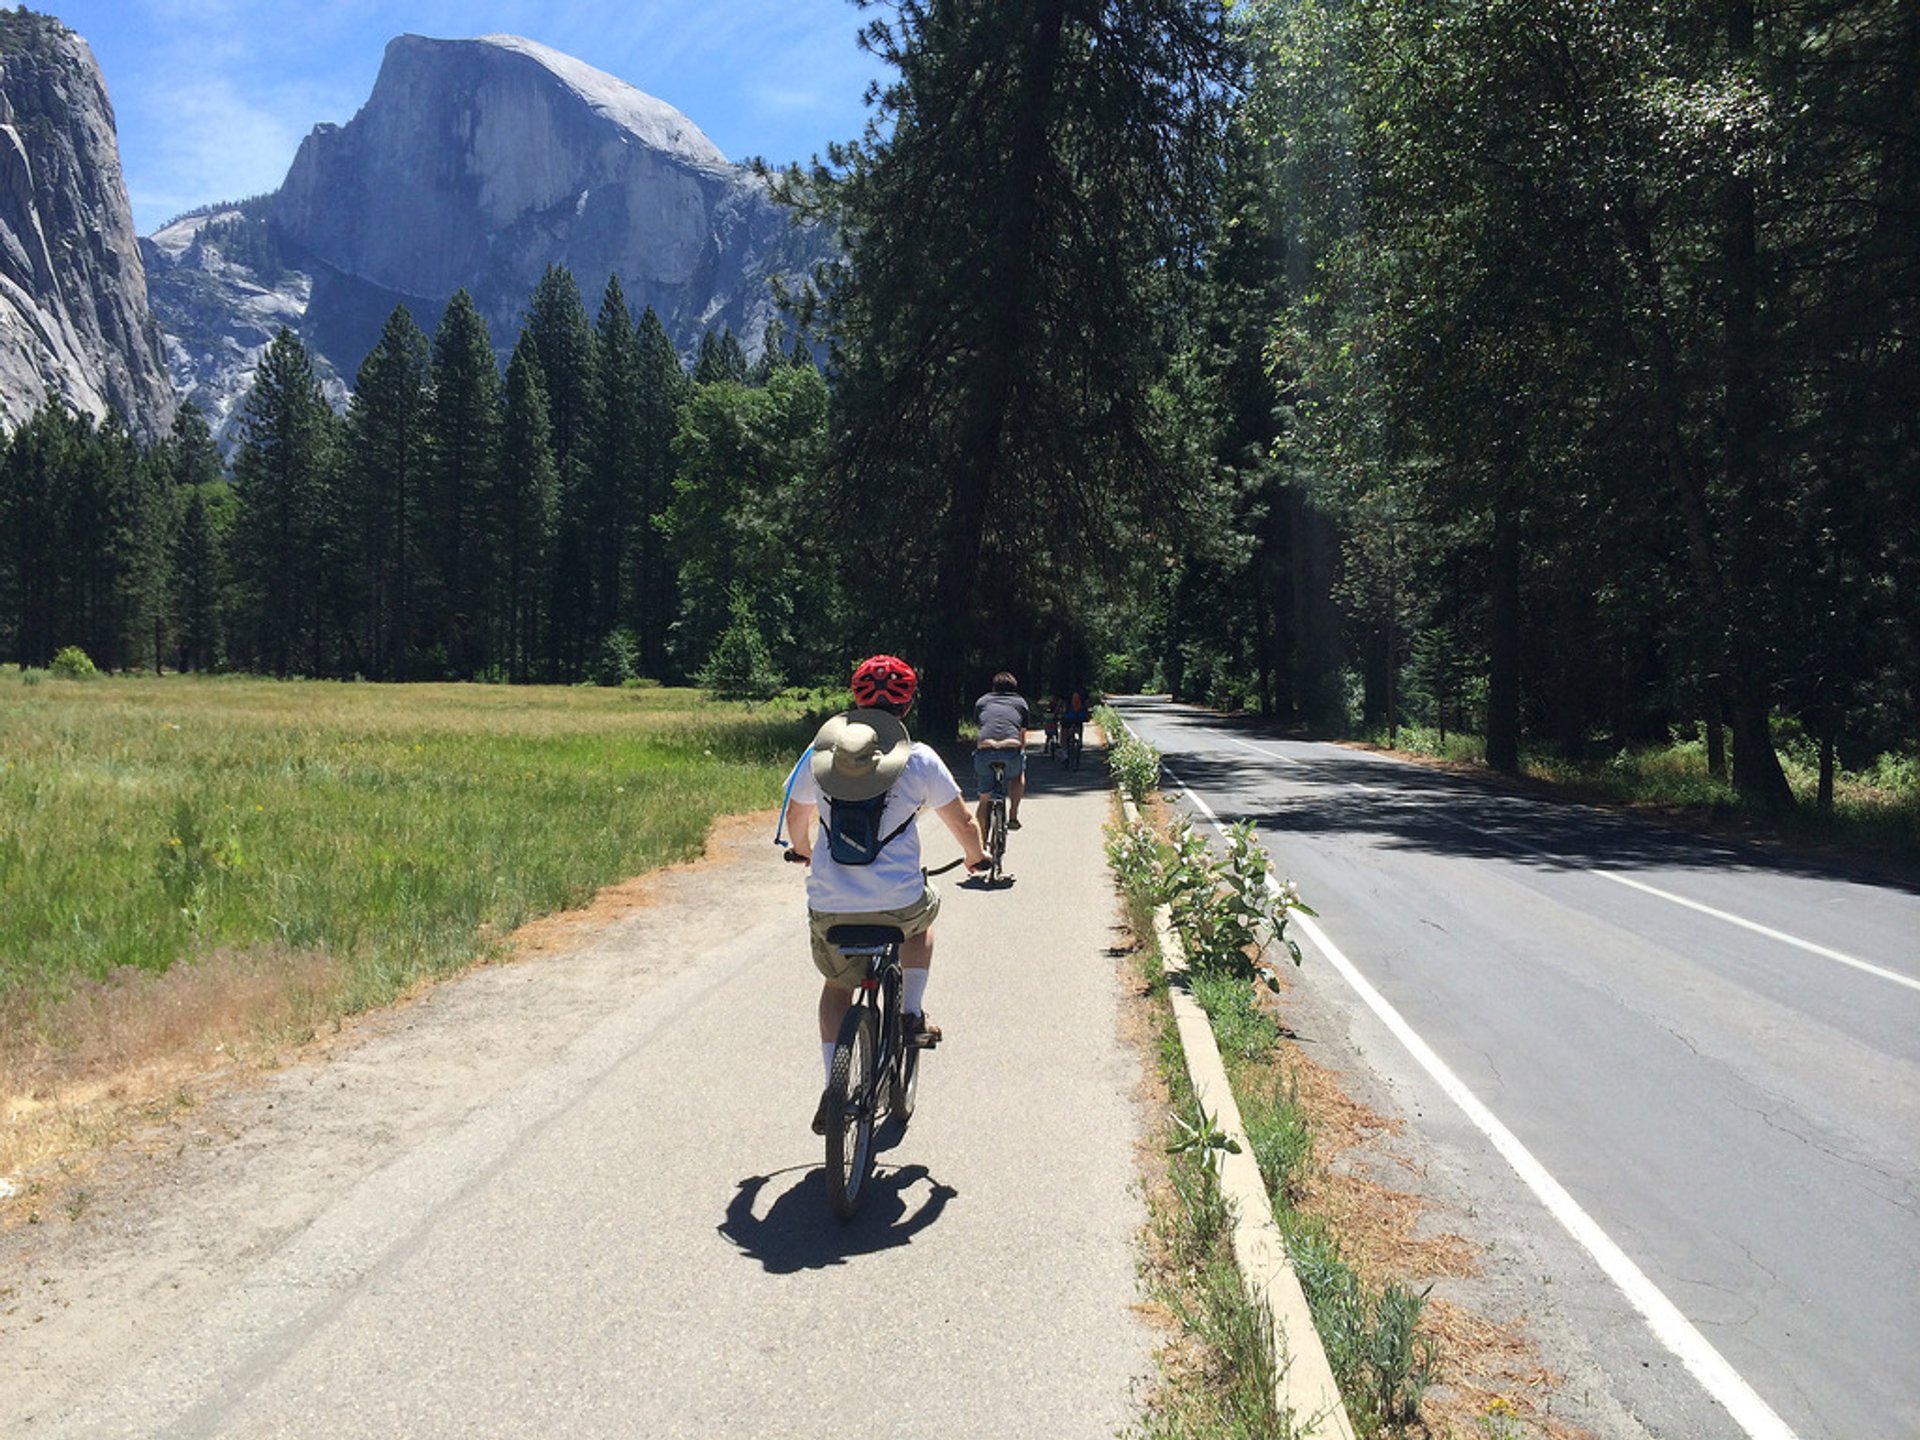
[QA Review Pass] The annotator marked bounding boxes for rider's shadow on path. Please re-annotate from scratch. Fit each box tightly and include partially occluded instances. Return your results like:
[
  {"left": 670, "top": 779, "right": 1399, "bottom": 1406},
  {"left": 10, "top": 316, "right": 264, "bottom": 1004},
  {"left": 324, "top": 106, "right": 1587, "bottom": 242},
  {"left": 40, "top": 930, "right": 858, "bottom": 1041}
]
[{"left": 717, "top": 1156, "right": 957, "bottom": 1272}]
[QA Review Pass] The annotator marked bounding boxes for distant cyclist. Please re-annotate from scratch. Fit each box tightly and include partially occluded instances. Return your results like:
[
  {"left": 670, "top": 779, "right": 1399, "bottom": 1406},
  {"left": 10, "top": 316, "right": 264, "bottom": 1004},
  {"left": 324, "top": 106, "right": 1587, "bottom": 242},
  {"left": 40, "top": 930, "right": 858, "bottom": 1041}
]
[
  {"left": 972, "top": 670, "right": 1032, "bottom": 834},
  {"left": 1059, "top": 685, "right": 1093, "bottom": 757},
  {"left": 786, "top": 655, "right": 986, "bottom": 1134}
]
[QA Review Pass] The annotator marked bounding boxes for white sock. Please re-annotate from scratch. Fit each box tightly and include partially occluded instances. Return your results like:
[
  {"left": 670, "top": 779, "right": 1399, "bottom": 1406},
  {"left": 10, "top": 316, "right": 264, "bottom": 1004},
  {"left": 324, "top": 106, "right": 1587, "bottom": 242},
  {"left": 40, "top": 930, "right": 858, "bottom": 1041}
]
[
  {"left": 822, "top": 1041, "right": 836, "bottom": 1082},
  {"left": 903, "top": 967, "right": 930, "bottom": 1016}
]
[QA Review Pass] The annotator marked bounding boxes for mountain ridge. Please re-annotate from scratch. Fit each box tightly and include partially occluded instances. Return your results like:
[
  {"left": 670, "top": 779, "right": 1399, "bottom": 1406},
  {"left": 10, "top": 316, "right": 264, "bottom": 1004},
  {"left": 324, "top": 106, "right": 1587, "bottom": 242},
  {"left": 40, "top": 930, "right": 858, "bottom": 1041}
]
[
  {"left": 139, "top": 31, "right": 830, "bottom": 444},
  {"left": 0, "top": 11, "right": 174, "bottom": 439}
]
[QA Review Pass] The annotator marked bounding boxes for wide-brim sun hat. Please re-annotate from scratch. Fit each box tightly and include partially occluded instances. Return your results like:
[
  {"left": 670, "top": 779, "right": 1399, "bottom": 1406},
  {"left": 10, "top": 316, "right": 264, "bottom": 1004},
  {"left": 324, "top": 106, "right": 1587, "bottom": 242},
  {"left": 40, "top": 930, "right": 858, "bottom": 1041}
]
[{"left": 810, "top": 708, "right": 912, "bottom": 801}]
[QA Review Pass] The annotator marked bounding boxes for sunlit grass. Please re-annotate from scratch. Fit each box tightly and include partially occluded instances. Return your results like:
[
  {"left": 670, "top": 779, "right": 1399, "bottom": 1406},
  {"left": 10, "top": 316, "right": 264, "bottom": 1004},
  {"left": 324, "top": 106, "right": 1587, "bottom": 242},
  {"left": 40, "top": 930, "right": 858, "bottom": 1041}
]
[{"left": 0, "top": 673, "right": 820, "bottom": 1017}]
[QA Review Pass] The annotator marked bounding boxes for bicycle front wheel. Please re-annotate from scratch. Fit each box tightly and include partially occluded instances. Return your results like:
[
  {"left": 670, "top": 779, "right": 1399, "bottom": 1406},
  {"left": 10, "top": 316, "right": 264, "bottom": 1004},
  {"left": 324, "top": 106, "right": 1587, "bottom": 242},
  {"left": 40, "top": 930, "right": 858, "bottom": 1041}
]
[{"left": 825, "top": 1005, "right": 878, "bottom": 1220}]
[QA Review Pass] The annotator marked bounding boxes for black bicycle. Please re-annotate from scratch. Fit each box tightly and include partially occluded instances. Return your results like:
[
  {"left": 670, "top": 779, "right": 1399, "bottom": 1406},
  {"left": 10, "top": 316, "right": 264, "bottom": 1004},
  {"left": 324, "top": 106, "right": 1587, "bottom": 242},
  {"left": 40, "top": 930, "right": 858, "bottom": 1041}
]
[
  {"left": 984, "top": 759, "right": 1010, "bottom": 883},
  {"left": 816, "top": 857, "right": 970, "bottom": 1220},
  {"left": 1060, "top": 718, "right": 1084, "bottom": 771}
]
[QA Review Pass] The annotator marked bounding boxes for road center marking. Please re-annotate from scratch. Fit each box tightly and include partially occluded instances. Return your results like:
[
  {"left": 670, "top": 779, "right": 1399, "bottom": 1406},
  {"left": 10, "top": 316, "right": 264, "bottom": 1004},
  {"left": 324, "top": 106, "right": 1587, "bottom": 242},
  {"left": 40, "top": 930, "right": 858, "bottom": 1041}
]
[{"left": 1163, "top": 762, "right": 1802, "bottom": 1440}]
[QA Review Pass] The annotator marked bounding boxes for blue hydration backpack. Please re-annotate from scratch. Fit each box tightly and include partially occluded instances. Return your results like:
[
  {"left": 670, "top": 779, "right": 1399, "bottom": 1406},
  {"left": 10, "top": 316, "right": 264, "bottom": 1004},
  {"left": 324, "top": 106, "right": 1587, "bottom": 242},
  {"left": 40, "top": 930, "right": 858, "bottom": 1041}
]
[{"left": 822, "top": 790, "right": 915, "bottom": 866}]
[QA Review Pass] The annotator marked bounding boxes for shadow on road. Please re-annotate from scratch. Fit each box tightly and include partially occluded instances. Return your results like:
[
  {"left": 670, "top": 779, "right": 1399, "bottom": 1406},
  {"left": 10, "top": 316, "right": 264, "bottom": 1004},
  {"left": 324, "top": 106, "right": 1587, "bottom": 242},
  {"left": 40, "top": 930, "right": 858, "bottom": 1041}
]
[
  {"left": 717, "top": 1156, "right": 958, "bottom": 1272},
  {"left": 1122, "top": 700, "right": 1916, "bottom": 893}
]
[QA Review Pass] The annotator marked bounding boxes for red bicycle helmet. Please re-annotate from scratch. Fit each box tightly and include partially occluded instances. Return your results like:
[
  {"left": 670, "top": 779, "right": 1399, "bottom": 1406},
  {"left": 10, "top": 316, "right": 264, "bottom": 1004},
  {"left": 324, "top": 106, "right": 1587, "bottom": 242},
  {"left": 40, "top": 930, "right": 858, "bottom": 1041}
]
[{"left": 850, "top": 654, "right": 917, "bottom": 713}]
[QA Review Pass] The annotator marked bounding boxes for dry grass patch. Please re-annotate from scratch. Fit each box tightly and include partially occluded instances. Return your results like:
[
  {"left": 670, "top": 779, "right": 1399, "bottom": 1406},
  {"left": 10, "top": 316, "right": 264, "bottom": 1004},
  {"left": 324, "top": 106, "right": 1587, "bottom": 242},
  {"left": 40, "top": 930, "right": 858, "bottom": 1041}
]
[{"left": 1, "top": 946, "right": 343, "bottom": 1218}]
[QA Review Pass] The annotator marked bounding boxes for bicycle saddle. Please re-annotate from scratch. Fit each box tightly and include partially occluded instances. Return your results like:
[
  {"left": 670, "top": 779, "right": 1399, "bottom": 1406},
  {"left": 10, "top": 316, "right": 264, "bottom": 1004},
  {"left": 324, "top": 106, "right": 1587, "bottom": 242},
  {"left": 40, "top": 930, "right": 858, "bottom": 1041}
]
[{"left": 825, "top": 924, "right": 907, "bottom": 946}]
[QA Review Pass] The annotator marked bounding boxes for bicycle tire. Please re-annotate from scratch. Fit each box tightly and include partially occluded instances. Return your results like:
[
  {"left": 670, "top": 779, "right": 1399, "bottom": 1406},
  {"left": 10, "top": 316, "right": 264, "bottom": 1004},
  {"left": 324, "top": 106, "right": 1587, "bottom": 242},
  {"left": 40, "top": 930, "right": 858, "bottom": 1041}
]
[
  {"left": 988, "top": 800, "right": 1007, "bottom": 882},
  {"left": 886, "top": 964, "right": 919, "bottom": 1121},
  {"left": 825, "top": 1005, "right": 877, "bottom": 1219},
  {"left": 892, "top": 1043, "right": 920, "bottom": 1121}
]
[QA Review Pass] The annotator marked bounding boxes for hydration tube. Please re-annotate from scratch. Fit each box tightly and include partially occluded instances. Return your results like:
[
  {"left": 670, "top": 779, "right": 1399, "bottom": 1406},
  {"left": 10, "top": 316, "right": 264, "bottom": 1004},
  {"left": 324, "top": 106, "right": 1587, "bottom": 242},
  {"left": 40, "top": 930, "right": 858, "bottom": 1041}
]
[{"left": 773, "top": 751, "right": 807, "bottom": 849}]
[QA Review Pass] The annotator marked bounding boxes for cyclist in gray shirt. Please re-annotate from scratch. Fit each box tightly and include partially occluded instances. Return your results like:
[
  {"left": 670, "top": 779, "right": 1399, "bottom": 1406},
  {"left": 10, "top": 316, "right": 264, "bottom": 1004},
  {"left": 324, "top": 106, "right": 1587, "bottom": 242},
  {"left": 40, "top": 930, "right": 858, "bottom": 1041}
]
[{"left": 972, "top": 671, "right": 1032, "bottom": 834}]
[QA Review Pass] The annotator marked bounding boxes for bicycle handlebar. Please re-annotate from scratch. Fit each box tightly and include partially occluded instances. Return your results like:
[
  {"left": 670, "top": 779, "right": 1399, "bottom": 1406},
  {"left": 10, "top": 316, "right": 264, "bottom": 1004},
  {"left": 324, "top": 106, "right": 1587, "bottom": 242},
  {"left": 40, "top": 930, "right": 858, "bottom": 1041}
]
[{"left": 783, "top": 850, "right": 982, "bottom": 876}]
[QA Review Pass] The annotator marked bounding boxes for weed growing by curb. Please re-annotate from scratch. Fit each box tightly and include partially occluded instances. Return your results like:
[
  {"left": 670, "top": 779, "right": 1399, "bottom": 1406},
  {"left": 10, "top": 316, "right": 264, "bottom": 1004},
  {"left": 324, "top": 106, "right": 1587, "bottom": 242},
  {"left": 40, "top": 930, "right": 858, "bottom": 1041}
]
[{"left": 1109, "top": 781, "right": 1440, "bottom": 1440}]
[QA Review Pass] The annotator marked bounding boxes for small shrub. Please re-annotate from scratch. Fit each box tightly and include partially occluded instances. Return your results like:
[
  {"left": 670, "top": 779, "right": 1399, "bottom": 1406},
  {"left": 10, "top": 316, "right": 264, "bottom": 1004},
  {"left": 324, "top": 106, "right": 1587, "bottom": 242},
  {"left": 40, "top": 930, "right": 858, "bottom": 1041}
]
[
  {"left": 1102, "top": 709, "right": 1162, "bottom": 803},
  {"left": 49, "top": 646, "right": 98, "bottom": 679},
  {"left": 699, "top": 592, "right": 785, "bottom": 702},
  {"left": 592, "top": 628, "right": 641, "bottom": 688},
  {"left": 20, "top": 667, "right": 46, "bottom": 686}
]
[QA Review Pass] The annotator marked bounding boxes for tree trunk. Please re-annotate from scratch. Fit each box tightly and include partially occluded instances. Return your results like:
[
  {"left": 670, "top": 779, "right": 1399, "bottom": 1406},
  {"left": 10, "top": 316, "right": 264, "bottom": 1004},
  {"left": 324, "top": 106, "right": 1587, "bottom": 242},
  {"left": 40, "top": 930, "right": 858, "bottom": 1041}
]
[
  {"left": 1817, "top": 723, "right": 1835, "bottom": 813},
  {"left": 1485, "top": 504, "right": 1521, "bottom": 773},
  {"left": 1718, "top": 0, "right": 1793, "bottom": 809}
]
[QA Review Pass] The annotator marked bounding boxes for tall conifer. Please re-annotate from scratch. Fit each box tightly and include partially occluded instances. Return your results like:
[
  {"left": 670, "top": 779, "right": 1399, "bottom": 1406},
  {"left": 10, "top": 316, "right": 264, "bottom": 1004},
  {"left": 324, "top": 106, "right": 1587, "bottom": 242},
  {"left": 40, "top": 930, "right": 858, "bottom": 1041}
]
[
  {"left": 227, "top": 328, "right": 339, "bottom": 675},
  {"left": 344, "top": 306, "right": 432, "bottom": 678},
  {"left": 425, "top": 290, "right": 502, "bottom": 678}
]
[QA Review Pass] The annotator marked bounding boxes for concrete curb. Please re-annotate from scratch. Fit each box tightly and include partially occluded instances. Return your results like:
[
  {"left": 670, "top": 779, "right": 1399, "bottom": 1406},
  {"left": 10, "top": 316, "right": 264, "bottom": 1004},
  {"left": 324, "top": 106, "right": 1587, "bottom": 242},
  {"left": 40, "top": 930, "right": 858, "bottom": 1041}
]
[{"left": 1119, "top": 782, "right": 1357, "bottom": 1440}]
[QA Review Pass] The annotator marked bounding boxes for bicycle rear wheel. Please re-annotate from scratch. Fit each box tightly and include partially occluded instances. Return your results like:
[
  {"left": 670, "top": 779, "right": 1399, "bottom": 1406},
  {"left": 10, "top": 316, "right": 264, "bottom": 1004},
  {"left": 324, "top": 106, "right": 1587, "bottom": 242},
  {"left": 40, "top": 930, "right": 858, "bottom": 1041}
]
[
  {"left": 825, "top": 1005, "right": 877, "bottom": 1219},
  {"left": 988, "top": 800, "right": 1007, "bottom": 882}
]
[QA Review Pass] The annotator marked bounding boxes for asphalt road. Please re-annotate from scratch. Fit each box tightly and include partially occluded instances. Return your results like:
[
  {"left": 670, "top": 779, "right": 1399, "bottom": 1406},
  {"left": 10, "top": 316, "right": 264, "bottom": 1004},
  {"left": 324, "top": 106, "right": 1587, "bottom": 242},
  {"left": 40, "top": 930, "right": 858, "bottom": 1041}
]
[
  {"left": 2, "top": 744, "right": 1150, "bottom": 1439},
  {"left": 1111, "top": 696, "right": 1920, "bottom": 1440}
]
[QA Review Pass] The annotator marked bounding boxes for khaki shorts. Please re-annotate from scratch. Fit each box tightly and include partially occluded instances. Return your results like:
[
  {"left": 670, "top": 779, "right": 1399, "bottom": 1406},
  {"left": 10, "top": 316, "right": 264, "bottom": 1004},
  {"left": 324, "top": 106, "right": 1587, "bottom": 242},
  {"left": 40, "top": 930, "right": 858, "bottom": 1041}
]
[{"left": 808, "top": 884, "right": 941, "bottom": 987}]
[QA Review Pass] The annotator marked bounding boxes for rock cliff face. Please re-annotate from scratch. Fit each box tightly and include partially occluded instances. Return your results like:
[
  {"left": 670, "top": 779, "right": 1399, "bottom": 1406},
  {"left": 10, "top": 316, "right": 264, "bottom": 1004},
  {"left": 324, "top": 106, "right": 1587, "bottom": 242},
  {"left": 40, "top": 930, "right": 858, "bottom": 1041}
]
[
  {"left": 0, "top": 13, "right": 174, "bottom": 438},
  {"left": 145, "top": 33, "right": 828, "bottom": 442}
]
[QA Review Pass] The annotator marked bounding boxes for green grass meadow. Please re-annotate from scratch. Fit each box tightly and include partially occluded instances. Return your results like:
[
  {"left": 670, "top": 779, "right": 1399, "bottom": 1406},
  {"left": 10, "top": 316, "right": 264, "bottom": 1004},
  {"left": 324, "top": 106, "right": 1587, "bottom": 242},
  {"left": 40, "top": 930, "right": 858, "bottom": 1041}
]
[{"left": 0, "top": 672, "right": 825, "bottom": 1022}]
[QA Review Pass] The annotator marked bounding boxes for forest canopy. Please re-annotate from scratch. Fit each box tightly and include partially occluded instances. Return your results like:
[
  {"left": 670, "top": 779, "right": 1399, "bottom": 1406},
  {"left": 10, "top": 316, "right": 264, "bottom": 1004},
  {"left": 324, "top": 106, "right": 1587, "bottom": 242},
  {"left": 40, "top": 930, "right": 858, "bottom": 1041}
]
[{"left": 1, "top": 0, "right": 1912, "bottom": 813}]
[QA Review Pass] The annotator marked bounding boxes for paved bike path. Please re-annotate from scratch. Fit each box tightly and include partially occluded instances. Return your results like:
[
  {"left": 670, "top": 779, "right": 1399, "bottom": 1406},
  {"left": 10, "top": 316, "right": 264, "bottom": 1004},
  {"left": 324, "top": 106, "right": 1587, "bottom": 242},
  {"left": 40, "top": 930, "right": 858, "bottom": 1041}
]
[{"left": 6, "top": 740, "right": 1151, "bottom": 1439}]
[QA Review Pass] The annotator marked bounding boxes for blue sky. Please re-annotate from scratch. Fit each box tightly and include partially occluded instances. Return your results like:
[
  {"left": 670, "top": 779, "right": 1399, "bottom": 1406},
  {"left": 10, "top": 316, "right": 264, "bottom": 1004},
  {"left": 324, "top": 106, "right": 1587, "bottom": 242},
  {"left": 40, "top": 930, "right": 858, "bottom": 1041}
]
[{"left": 47, "top": 0, "right": 889, "bottom": 235}]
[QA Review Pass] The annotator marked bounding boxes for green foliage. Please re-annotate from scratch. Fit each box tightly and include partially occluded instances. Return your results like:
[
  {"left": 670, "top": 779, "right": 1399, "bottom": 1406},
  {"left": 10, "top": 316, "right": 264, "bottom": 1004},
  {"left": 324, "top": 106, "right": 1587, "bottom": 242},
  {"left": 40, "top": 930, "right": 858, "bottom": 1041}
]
[
  {"left": 1109, "top": 812, "right": 1312, "bottom": 989},
  {"left": 1190, "top": 968, "right": 1280, "bottom": 1066},
  {"left": 1284, "top": 1217, "right": 1438, "bottom": 1437},
  {"left": 1242, "top": 1074, "right": 1314, "bottom": 1208},
  {"left": 155, "top": 799, "right": 245, "bottom": 931},
  {"left": 698, "top": 591, "right": 785, "bottom": 702},
  {"left": 662, "top": 366, "right": 836, "bottom": 683},
  {"left": 49, "top": 646, "right": 97, "bottom": 679},
  {"left": 226, "top": 327, "right": 342, "bottom": 677},
  {"left": 773, "top": 0, "right": 1235, "bottom": 730},
  {"left": 592, "top": 627, "right": 640, "bottom": 688},
  {"left": 1167, "top": 1097, "right": 1244, "bottom": 1168},
  {"left": 1104, "top": 710, "right": 1163, "bottom": 804}
]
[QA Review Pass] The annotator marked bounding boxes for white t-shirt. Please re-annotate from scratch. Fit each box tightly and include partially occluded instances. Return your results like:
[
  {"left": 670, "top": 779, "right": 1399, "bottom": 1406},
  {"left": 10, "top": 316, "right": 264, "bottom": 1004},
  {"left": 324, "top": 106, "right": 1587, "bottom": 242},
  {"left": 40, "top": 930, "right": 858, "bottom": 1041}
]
[{"left": 792, "top": 740, "right": 961, "bottom": 913}]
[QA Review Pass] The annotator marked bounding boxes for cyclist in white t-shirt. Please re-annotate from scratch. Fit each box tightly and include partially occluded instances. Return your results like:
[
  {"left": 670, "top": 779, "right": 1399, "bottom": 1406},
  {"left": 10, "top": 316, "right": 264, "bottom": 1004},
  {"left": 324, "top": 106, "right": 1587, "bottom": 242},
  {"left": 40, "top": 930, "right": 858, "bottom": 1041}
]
[{"left": 786, "top": 655, "right": 986, "bottom": 1134}]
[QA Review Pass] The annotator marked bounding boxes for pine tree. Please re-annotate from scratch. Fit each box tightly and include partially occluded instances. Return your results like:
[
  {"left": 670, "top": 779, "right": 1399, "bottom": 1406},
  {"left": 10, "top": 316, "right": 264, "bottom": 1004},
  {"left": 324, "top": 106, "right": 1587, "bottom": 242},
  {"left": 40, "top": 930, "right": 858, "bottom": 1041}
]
[
  {"left": 693, "top": 327, "right": 749, "bottom": 385},
  {"left": 523, "top": 265, "right": 598, "bottom": 677},
  {"left": 0, "top": 402, "right": 87, "bottom": 666},
  {"left": 343, "top": 306, "right": 432, "bottom": 678},
  {"left": 498, "top": 335, "right": 559, "bottom": 681},
  {"left": 227, "top": 328, "right": 340, "bottom": 676},
  {"left": 165, "top": 401, "right": 225, "bottom": 488},
  {"left": 634, "top": 306, "right": 689, "bottom": 675},
  {"left": 425, "top": 290, "right": 502, "bottom": 678},
  {"left": 785, "top": 0, "right": 1234, "bottom": 731},
  {"left": 589, "top": 275, "right": 644, "bottom": 652},
  {"left": 170, "top": 485, "right": 222, "bottom": 672}
]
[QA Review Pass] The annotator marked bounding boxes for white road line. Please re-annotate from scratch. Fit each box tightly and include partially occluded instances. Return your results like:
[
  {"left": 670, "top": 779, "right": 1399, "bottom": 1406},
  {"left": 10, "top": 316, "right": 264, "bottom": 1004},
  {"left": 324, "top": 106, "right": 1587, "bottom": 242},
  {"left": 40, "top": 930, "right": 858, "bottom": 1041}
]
[
  {"left": 1224, "top": 735, "right": 1302, "bottom": 765},
  {"left": 1161, "top": 761, "right": 1802, "bottom": 1440},
  {"left": 1189, "top": 725, "right": 1914, "bottom": 995},
  {"left": 1481, "top": 828, "right": 1920, "bottom": 995}
]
